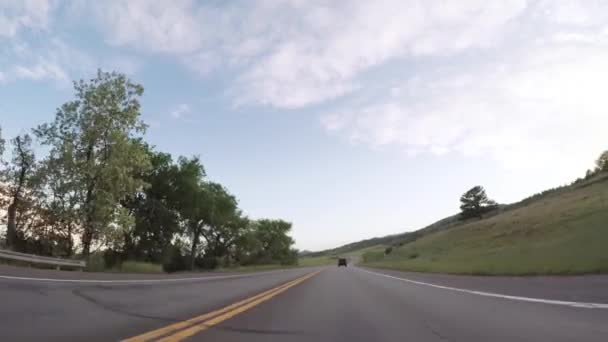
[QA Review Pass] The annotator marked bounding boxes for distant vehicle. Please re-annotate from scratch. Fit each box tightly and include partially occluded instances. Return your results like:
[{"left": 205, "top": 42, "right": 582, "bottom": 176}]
[{"left": 338, "top": 258, "right": 347, "bottom": 267}]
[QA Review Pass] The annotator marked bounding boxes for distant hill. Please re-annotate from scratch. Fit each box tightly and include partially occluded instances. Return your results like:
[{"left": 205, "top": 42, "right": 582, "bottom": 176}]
[
  {"left": 305, "top": 212, "right": 463, "bottom": 257},
  {"left": 360, "top": 173, "right": 608, "bottom": 275},
  {"left": 308, "top": 172, "right": 608, "bottom": 275}
]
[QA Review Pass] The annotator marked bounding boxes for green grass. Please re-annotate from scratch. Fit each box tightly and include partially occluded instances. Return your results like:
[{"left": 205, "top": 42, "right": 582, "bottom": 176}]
[
  {"left": 298, "top": 245, "right": 387, "bottom": 267},
  {"left": 362, "top": 177, "right": 608, "bottom": 275},
  {"left": 343, "top": 244, "right": 386, "bottom": 258},
  {"left": 298, "top": 255, "right": 338, "bottom": 266},
  {"left": 83, "top": 254, "right": 163, "bottom": 273},
  {"left": 113, "top": 261, "right": 164, "bottom": 273}
]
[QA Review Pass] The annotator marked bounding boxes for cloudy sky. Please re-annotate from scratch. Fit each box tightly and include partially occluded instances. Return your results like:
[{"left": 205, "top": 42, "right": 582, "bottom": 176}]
[{"left": 1, "top": 0, "right": 607, "bottom": 250}]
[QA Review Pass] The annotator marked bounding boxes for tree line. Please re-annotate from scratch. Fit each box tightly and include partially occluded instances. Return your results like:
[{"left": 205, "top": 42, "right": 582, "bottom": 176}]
[{"left": 0, "top": 70, "right": 297, "bottom": 272}]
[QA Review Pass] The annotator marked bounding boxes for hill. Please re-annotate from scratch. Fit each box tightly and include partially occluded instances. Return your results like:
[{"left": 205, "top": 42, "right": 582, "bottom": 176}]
[
  {"left": 303, "top": 213, "right": 464, "bottom": 258},
  {"left": 361, "top": 174, "right": 608, "bottom": 275},
  {"left": 303, "top": 172, "right": 608, "bottom": 275}
]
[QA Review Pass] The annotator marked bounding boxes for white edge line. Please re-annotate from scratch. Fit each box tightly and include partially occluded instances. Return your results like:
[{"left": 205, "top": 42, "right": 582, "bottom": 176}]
[
  {"left": 357, "top": 268, "right": 608, "bottom": 309},
  {"left": 0, "top": 268, "right": 293, "bottom": 284}
]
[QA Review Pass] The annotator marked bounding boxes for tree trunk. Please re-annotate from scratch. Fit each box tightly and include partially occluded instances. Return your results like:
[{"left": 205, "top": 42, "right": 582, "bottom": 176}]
[
  {"left": 190, "top": 230, "right": 200, "bottom": 270},
  {"left": 66, "top": 224, "right": 73, "bottom": 257},
  {"left": 6, "top": 202, "right": 17, "bottom": 249},
  {"left": 82, "top": 142, "right": 96, "bottom": 259},
  {"left": 6, "top": 136, "right": 29, "bottom": 250},
  {"left": 82, "top": 225, "right": 93, "bottom": 258}
]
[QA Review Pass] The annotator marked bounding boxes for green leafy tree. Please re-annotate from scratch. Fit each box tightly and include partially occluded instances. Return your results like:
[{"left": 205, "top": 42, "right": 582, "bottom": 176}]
[
  {"left": 459, "top": 185, "right": 498, "bottom": 220},
  {"left": 122, "top": 146, "right": 182, "bottom": 262},
  {"left": 199, "top": 182, "right": 244, "bottom": 267},
  {"left": 173, "top": 158, "right": 248, "bottom": 269},
  {"left": 232, "top": 226, "right": 264, "bottom": 265},
  {"left": 596, "top": 150, "right": 608, "bottom": 172},
  {"left": 31, "top": 136, "right": 82, "bottom": 256},
  {"left": 2, "top": 134, "right": 36, "bottom": 249},
  {"left": 34, "top": 70, "right": 151, "bottom": 257},
  {"left": 171, "top": 156, "right": 209, "bottom": 269},
  {"left": 251, "top": 219, "right": 297, "bottom": 265}
]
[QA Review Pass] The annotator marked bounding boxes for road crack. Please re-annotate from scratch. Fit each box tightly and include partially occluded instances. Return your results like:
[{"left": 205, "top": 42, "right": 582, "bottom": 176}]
[
  {"left": 424, "top": 320, "right": 451, "bottom": 341},
  {"left": 72, "top": 287, "right": 180, "bottom": 323}
]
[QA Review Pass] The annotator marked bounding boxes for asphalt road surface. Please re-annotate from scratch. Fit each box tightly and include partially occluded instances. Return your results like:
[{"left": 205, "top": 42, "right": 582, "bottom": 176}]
[{"left": 1, "top": 264, "right": 607, "bottom": 341}]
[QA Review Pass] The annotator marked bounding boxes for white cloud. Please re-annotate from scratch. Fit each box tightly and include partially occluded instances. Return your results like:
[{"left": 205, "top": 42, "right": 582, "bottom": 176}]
[
  {"left": 0, "top": 0, "right": 54, "bottom": 37},
  {"left": 322, "top": 37, "right": 608, "bottom": 175},
  {"left": 170, "top": 103, "right": 190, "bottom": 119},
  {"left": 86, "top": 1, "right": 528, "bottom": 108},
  {"left": 12, "top": 60, "right": 67, "bottom": 81},
  {"left": 1, "top": 37, "right": 92, "bottom": 84},
  {"left": 72, "top": 0, "right": 608, "bottom": 174},
  {"left": 90, "top": 0, "right": 203, "bottom": 54}
]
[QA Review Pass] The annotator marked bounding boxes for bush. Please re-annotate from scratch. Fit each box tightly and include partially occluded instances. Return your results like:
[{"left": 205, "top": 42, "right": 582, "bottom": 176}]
[
  {"left": 85, "top": 252, "right": 106, "bottom": 272},
  {"left": 362, "top": 250, "right": 385, "bottom": 263},
  {"left": 385, "top": 247, "right": 393, "bottom": 255},
  {"left": 103, "top": 249, "right": 123, "bottom": 269},
  {"left": 196, "top": 255, "right": 219, "bottom": 269},
  {"left": 162, "top": 245, "right": 188, "bottom": 273},
  {"left": 117, "top": 261, "right": 163, "bottom": 273},
  {"left": 280, "top": 249, "right": 299, "bottom": 265}
]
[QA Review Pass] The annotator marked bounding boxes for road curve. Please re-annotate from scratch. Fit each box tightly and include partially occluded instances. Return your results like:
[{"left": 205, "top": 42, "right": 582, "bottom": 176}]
[{"left": 1, "top": 266, "right": 607, "bottom": 341}]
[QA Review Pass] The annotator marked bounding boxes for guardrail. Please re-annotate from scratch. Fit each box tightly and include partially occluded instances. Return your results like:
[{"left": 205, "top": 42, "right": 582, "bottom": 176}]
[{"left": 0, "top": 248, "right": 86, "bottom": 270}]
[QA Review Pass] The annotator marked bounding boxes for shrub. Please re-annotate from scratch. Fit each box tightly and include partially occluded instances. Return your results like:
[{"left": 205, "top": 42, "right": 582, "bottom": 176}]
[
  {"left": 162, "top": 245, "right": 188, "bottom": 273},
  {"left": 85, "top": 252, "right": 106, "bottom": 272},
  {"left": 118, "top": 261, "right": 163, "bottom": 273}
]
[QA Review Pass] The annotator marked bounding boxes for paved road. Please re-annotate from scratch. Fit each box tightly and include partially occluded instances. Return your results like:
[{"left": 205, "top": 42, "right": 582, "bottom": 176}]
[{"left": 1, "top": 265, "right": 607, "bottom": 341}]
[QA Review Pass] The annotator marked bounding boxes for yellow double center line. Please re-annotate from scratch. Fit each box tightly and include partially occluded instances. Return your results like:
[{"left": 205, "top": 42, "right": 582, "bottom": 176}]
[{"left": 123, "top": 270, "right": 321, "bottom": 342}]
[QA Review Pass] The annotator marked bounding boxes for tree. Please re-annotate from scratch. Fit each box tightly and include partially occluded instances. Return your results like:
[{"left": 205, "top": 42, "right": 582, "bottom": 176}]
[
  {"left": 33, "top": 153, "right": 82, "bottom": 256},
  {"left": 2, "top": 134, "right": 36, "bottom": 249},
  {"left": 0, "top": 73, "right": 299, "bottom": 269},
  {"left": 34, "top": 70, "right": 151, "bottom": 257},
  {"left": 198, "top": 182, "right": 244, "bottom": 267},
  {"left": 171, "top": 156, "right": 209, "bottom": 269},
  {"left": 0, "top": 126, "right": 5, "bottom": 157},
  {"left": 121, "top": 146, "right": 182, "bottom": 262},
  {"left": 596, "top": 150, "right": 608, "bottom": 172},
  {"left": 459, "top": 185, "right": 498, "bottom": 220},
  {"left": 251, "top": 219, "right": 297, "bottom": 265}
]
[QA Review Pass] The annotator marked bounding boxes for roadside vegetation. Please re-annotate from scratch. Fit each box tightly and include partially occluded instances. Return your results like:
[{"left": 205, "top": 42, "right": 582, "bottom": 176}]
[
  {"left": 0, "top": 70, "right": 298, "bottom": 273},
  {"left": 299, "top": 244, "right": 386, "bottom": 266},
  {"left": 299, "top": 255, "right": 337, "bottom": 267},
  {"left": 362, "top": 172, "right": 608, "bottom": 275},
  {"left": 312, "top": 155, "right": 608, "bottom": 275}
]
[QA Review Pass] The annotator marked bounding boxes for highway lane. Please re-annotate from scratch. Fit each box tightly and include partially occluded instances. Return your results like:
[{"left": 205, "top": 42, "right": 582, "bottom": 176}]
[
  {"left": 1, "top": 266, "right": 607, "bottom": 341},
  {"left": 0, "top": 267, "right": 320, "bottom": 341},
  {"left": 195, "top": 267, "right": 608, "bottom": 341}
]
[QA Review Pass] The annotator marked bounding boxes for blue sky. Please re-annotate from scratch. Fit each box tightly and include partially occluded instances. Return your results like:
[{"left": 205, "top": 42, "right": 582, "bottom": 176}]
[{"left": 2, "top": 1, "right": 608, "bottom": 250}]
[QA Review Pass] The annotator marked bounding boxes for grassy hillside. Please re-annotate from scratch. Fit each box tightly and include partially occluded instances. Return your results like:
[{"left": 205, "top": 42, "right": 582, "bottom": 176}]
[
  {"left": 362, "top": 175, "right": 608, "bottom": 275},
  {"left": 299, "top": 254, "right": 337, "bottom": 266},
  {"left": 303, "top": 214, "right": 463, "bottom": 258},
  {"left": 299, "top": 245, "right": 386, "bottom": 266}
]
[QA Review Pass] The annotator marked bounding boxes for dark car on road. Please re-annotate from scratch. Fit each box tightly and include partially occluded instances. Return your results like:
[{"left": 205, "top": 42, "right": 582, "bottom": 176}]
[{"left": 338, "top": 258, "right": 347, "bottom": 267}]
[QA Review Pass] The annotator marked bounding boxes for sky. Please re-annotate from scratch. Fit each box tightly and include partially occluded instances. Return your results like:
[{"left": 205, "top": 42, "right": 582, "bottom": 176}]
[{"left": 1, "top": 0, "right": 607, "bottom": 251}]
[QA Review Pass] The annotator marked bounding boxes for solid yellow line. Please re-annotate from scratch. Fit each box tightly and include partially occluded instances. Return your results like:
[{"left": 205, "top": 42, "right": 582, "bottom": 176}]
[
  {"left": 122, "top": 271, "right": 320, "bottom": 342},
  {"left": 158, "top": 271, "right": 321, "bottom": 342}
]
